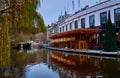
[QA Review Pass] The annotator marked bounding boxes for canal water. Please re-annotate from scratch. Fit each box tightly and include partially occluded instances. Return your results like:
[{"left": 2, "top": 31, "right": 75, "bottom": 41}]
[{"left": 1, "top": 48, "right": 120, "bottom": 78}]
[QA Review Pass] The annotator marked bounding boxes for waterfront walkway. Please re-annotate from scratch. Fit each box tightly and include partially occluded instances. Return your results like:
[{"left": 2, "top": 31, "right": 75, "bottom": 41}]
[{"left": 46, "top": 47, "right": 120, "bottom": 57}]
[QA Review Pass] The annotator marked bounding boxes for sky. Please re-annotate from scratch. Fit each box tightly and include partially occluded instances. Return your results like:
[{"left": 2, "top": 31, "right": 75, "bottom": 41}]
[{"left": 37, "top": 0, "right": 107, "bottom": 26}]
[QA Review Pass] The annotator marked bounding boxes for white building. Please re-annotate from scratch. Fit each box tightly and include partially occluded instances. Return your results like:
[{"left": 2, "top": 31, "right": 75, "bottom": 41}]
[
  {"left": 58, "top": 0, "right": 120, "bottom": 33},
  {"left": 49, "top": 0, "right": 120, "bottom": 50}
]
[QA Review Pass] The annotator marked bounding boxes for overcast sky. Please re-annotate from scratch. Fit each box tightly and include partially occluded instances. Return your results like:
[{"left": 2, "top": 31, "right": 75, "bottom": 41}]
[{"left": 37, "top": 0, "right": 107, "bottom": 26}]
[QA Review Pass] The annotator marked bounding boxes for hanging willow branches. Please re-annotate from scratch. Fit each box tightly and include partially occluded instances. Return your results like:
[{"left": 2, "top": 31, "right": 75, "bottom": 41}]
[
  {"left": 0, "top": 16, "right": 10, "bottom": 70},
  {"left": 0, "top": 0, "right": 46, "bottom": 34},
  {"left": 0, "top": 0, "right": 46, "bottom": 70}
]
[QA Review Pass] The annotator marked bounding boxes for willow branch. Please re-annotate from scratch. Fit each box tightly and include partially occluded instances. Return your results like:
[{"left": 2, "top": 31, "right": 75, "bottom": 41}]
[{"left": 0, "top": 4, "right": 20, "bottom": 14}]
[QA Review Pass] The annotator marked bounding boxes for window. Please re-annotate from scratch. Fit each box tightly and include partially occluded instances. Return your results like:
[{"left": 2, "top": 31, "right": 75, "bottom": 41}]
[
  {"left": 89, "top": 15, "right": 95, "bottom": 28},
  {"left": 115, "top": 8, "right": 120, "bottom": 49},
  {"left": 66, "top": 25, "right": 68, "bottom": 31},
  {"left": 81, "top": 18, "right": 85, "bottom": 28},
  {"left": 64, "top": 26, "right": 65, "bottom": 31},
  {"left": 115, "top": 8, "right": 120, "bottom": 13},
  {"left": 74, "top": 20, "right": 78, "bottom": 29},
  {"left": 60, "top": 27, "right": 61, "bottom": 32},
  {"left": 62, "top": 26, "right": 64, "bottom": 32},
  {"left": 100, "top": 12, "right": 107, "bottom": 29},
  {"left": 114, "top": 8, "right": 120, "bottom": 29},
  {"left": 70, "top": 23, "right": 72, "bottom": 30}
]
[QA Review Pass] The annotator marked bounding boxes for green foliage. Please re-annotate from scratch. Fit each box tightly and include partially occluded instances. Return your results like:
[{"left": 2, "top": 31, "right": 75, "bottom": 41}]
[
  {"left": 34, "top": 12, "right": 47, "bottom": 33},
  {"left": 0, "top": 0, "right": 1, "bottom": 6},
  {"left": 10, "top": 0, "right": 45, "bottom": 34},
  {"left": 0, "top": 17, "right": 10, "bottom": 70},
  {"left": 0, "top": 0, "right": 46, "bottom": 69},
  {"left": 103, "top": 10, "right": 118, "bottom": 52},
  {"left": 0, "top": 0, "right": 45, "bottom": 34}
]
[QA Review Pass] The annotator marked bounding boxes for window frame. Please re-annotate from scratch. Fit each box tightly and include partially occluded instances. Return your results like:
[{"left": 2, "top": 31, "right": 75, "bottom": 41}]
[
  {"left": 81, "top": 18, "right": 85, "bottom": 28},
  {"left": 89, "top": 15, "right": 95, "bottom": 28}
]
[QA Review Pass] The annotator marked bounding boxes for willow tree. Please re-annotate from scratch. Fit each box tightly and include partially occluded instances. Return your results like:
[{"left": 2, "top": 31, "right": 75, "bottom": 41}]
[
  {"left": 0, "top": 0, "right": 46, "bottom": 70},
  {"left": 34, "top": 12, "right": 47, "bottom": 33},
  {"left": 0, "top": 17, "right": 10, "bottom": 70}
]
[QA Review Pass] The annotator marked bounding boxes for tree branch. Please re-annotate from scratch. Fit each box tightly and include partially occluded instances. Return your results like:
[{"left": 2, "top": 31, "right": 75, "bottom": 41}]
[{"left": 0, "top": 4, "right": 20, "bottom": 14}]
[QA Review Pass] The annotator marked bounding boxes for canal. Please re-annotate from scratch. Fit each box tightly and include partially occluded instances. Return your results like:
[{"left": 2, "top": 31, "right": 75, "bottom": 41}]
[{"left": 1, "top": 48, "right": 120, "bottom": 78}]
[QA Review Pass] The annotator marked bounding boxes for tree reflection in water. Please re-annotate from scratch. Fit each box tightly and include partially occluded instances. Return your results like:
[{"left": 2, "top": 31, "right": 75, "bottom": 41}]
[
  {"left": 100, "top": 59, "right": 120, "bottom": 78},
  {"left": 1, "top": 49, "right": 120, "bottom": 78},
  {"left": 1, "top": 49, "right": 47, "bottom": 78}
]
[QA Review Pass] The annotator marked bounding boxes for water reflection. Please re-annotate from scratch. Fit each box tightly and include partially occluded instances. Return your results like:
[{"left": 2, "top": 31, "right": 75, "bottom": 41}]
[
  {"left": 51, "top": 51, "right": 101, "bottom": 78},
  {"left": 24, "top": 63, "right": 59, "bottom": 78},
  {"left": 1, "top": 49, "right": 120, "bottom": 78},
  {"left": 50, "top": 51, "right": 120, "bottom": 78},
  {"left": 100, "top": 59, "right": 120, "bottom": 78},
  {"left": 1, "top": 49, "right": 48, "bottom": 78}
]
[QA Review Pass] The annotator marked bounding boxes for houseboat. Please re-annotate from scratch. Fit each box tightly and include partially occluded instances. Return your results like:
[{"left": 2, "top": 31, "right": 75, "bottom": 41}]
[{"left": 49, "top": 0, "right": 120, "bottom": 50}]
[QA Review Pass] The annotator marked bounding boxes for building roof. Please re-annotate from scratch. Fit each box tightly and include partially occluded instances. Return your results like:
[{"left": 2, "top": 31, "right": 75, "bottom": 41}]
[
  {"left": 63, "top": 0, "right": 120, "bottom": 24},
  {"left": 49, "top": 28, "right": 101, "bottom": 39}
]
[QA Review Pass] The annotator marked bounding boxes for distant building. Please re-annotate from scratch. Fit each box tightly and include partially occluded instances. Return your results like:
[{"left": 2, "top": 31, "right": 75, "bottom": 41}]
[
  {"left": 47, "top": 13, "right": 71, "bottom": 45},
  {"left": 48, "top": 12, "right": 71, "bottom": 36},
  {"left": 49, "top": 0, "right": 120, "bottom": 50},
  {"left": 31, "top": 32, "right": 47, "bottom": 43}
]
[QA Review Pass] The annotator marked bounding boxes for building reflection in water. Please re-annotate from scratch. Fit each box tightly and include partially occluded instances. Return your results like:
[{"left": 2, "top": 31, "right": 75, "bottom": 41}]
[
  {"left": 49, "top": 51, "right": 120, "bottom": 78},
  {"left": 50, "top": 51, "right": 102, "bottom": 78},
  {"left": 2, "top": 49, "right": 120, "bottom": 78}
]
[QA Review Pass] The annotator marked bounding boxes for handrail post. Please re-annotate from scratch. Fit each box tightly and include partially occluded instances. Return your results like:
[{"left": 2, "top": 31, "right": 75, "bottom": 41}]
[
  {"left": 117, "top": 51, "right": 119, "bottom": 57},
  {"left": 100, "top": 50, "right": 102, "bottom": 56}
]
